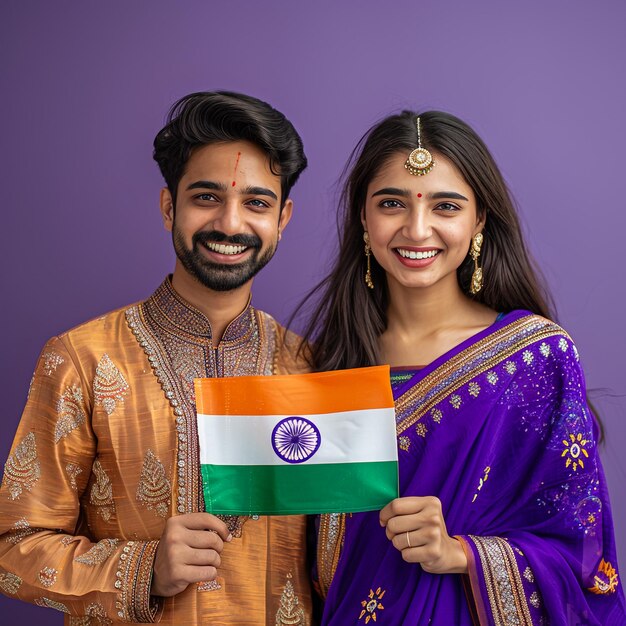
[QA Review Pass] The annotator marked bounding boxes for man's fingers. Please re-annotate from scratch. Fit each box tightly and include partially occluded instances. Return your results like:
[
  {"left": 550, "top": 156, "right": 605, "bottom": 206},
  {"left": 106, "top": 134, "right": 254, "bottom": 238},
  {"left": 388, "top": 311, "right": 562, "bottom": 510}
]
[
  {"left": 183, "top": 547, "right": 222, "bottom": 568},
  {"left": 186, "top": 529, "right": 225, "bottom": 552},
  {"left": 176, "top": 512, "right": 232, "bottom": 541},
  {"left": 183, "top": 565, "right": 219, "bottom": 584}
]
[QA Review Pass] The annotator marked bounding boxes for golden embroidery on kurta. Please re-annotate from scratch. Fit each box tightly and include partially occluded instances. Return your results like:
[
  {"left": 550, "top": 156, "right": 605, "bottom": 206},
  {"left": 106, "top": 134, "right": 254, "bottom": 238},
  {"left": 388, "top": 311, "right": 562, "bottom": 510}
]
[
  {"left": 3, "top": 432, "right": 40, "bottom": 500},
  {"left": 68, "top": 617, "right": 92, "bottom": 626},
  {"left": 86, "top": 601, "right": 112, "bottom": 625},
  {"left": 66, "top": 462, "right": 83, "bottom": 491},
  {"left": 34, "top": 597, "right": 70, "bottom": 613},
  {"left": 42, "top": 350, "right": 65, "bottom": 376},
  {"left": 216, "top": 514, "right": 249, "bottom": 537},
  {"left": 136, "top": 449, "right": 171, "bottom": 518},
  {"left": 588, "top": 559, "right": 619, "bottom": 594},
  {"left": 74, "top": 538, "right": 119, "bottom": 565},
  {"left": 0, "top": 571, "right": 22, "bottom": 594},
  {"left": 27, "top": 374, "right": 35, "bottom": 400},
  {"left": 93, "top": 354, "right": 130, "bottom": 416},
  {"left": 197, "top": 579, "right": 222, "bottom": 592},
  {"left": 398, "top": 436, "right": 411, "bottom": 452},
  {"left": 38, "top": 566, "right": 58, "bottom": 587},
  {"left": 55, "top": 386, "right": 86, "bottom": 443},
  {"left": 90, "top": 459, "right": 115, "bottom": 521},
  {"left": 5, "top": 517, "right": 37, "bottom": 544},
  {"left": 114, "top": 540, "right": 160, "bottom": 622},
  {"left": 127, "top": 279, "right": 277, "bottom": 517},
  {"left": 276, "top": 572, "right": 307, "bottom": 626},
  {"left": 359, "top": 587, "right": 386, "bottom": 624}
]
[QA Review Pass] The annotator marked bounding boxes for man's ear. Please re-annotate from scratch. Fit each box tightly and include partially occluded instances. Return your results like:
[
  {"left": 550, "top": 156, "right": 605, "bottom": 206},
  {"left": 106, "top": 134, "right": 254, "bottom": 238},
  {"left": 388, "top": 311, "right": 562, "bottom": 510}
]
[
  {"left": 160, "top": 188, "right": 175, "bottom": 232},
  {"left": 277, "top": 199, "right": 294, "bottom": 241}
]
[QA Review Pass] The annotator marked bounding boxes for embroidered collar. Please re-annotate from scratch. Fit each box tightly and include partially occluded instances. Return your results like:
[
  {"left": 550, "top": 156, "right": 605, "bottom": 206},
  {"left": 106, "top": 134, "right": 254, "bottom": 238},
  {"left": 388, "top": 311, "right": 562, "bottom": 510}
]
[{"left": 143, "top": 276, "right": 256, "bottom": 344}]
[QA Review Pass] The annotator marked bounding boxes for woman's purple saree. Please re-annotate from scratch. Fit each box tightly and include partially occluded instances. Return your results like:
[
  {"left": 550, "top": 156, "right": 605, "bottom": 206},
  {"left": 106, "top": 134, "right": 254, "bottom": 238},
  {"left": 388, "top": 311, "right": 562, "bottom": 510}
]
[{"left": 317, "top": 311, "right": 625, "bottom": 625}]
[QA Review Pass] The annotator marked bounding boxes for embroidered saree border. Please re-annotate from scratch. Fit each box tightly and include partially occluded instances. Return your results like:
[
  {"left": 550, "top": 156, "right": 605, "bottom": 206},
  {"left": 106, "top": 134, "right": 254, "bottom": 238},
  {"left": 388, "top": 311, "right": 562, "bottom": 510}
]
[
  {"left": 395, "top": 316, "right": 568, "bottom": 433},
  {"left": 316, "top": 513, "right": 346, "bottom": 600},
  {"left": 466, "top": 535, "right": 533, "bottom": 626}
]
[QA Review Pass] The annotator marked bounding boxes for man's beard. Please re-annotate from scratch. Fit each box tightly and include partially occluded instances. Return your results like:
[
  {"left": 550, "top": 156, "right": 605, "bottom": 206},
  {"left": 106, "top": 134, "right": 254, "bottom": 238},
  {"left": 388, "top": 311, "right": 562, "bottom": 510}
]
[{"left": 172, "top": 227, "right": 276, "bottom": 292}]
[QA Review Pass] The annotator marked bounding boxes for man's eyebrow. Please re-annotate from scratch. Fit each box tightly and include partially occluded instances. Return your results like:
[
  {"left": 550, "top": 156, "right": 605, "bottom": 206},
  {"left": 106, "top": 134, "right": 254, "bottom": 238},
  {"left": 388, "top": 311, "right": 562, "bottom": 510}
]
[
  {"left": 239, "top": 185, "right": 278, "bottom": 201},
  {"left": 186, "top": 180, "right": 228, "bottom": 192},
  {"left": 429, "top": 191, "right": 469, "bottom": 201},
  {"left": 371, "top": 187, "right": 411, "bottom": 198}
]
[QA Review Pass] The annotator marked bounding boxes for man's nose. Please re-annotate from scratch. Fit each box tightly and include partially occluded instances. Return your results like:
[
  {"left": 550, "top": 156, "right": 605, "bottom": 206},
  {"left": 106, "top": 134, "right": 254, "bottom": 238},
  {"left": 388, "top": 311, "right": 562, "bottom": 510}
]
[{"left": 212, "top": 202, "right": 244, "bottom": 235}]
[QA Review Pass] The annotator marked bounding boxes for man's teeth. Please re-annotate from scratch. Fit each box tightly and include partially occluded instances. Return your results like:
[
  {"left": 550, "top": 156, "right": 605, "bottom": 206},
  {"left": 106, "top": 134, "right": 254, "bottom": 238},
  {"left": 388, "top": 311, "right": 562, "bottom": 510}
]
[
  {"left": 206, "top": 242, "right": 247, "bottom": 255},
  {"left": 397, "top": 249, "right": 439, "bottom": 259}
]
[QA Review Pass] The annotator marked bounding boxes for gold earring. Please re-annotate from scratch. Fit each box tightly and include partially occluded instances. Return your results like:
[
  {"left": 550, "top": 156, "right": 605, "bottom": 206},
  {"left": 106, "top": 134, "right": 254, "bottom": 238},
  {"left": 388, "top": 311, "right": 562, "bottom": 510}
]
[
  {"left": 363, "top": 232, "right": 374, "bottom": 289},
  {"left": 469, "top": 232, "right": 484, "bottom": 294}
]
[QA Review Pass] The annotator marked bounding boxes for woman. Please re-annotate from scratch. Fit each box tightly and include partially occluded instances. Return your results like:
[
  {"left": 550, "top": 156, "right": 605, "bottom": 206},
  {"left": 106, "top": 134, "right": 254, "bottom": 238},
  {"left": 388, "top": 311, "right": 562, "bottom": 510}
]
[{"left": 299, "top": 111, "right": 625, "bottom": 624}]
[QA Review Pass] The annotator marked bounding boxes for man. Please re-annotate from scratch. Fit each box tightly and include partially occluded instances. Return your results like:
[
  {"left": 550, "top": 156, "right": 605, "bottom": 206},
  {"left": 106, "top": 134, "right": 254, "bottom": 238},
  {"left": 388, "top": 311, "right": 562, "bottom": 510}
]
[{"left": 0, "top": 92, "right": 312, "bottom": 625}]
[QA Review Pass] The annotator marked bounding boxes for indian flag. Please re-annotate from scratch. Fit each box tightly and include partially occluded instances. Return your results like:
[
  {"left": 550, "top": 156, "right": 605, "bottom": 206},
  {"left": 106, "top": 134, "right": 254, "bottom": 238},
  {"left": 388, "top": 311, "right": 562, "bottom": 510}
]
[{"left": 194, "top": 365, "right": 398, "bottom": 515}]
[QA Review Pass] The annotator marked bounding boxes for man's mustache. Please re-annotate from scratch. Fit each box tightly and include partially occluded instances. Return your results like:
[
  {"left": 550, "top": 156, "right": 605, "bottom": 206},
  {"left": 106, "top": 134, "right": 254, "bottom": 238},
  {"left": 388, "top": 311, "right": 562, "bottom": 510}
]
[{"left": 193, "top": 231, "right": 262, "bottom": 249}]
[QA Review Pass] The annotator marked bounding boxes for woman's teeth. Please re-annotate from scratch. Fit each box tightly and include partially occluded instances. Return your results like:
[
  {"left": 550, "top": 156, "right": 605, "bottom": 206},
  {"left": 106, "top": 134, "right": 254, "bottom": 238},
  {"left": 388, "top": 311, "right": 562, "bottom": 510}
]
[{"left": 397, "top": 249, "right": 439, "bottom": 259}]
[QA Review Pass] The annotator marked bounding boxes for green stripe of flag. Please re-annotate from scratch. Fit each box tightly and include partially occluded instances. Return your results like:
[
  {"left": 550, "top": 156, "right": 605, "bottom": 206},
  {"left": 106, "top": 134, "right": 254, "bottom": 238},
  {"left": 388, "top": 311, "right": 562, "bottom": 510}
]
[{"left": 201, "top": 461, "right": 398, "bottom": 515}]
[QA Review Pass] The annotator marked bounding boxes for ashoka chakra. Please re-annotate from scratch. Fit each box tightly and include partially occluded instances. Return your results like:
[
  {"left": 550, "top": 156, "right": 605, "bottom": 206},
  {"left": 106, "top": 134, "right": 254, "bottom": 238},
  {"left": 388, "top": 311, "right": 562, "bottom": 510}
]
[{"left": 271, "top": 416, "right": 321, "bottom": 464}]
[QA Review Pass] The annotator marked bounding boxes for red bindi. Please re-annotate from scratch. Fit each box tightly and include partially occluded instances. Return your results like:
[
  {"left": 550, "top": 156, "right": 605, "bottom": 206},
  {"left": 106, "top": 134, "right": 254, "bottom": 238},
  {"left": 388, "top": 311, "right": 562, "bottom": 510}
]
[
  {"left": 417, "top": 193, "right": 422, "bottom": 198},
  {"left": 231, "top": 151, "right": 242, "bottom": 187}
]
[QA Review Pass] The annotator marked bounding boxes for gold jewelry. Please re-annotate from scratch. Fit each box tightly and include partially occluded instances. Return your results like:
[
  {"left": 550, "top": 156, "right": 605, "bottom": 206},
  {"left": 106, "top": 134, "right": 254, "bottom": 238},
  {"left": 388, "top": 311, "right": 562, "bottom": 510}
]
[
  {"left": 406, "top": 531, "right": 412, "bottom": 548},
  {"left": 469, "top": 232, "right": 484, "bottom": 294},
  {"left": 405, "top": 117, "right": 435, "bottom": 176},
  {"left": 363, "top": 232, "right": 374, "bottom": 289}
]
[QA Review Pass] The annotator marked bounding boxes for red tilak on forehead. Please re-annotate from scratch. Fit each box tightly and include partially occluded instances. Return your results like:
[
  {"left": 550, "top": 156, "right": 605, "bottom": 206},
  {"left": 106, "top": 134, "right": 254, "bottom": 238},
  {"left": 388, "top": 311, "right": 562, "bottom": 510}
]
[
  {"left": 417, "top": 193, "right": 422, "bottom": 198},
  {"left": 231, "top": 151, "right": 242, "bottom": 187}
]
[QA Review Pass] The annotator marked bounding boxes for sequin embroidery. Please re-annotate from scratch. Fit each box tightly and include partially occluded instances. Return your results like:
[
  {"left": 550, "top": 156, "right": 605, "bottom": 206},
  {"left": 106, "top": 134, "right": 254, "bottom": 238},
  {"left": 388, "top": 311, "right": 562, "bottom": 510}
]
[
  {"left": 3, "top": 432, "right": 40, "bottom": 500},
  {"left": 90, "top": 459, "right": 116, "bottom": 522},
  {"left": 38, "top": 567, "right": 58, "bottom": 588},
  {"left": 588, "top": 559, "right": 619, "bottom": 594},
  {"left": 93, "top": 354, "right": 130, "bottom": 416},
  {"left": 358, "top": 587, "right": 386, "bottom": 624},
  {"left": 75, "top": 538, "right": 119, "bottom": 565},
  {"left": 0, "top": 571, "right": 22, "bottom": 595},
  {"left": 65, "top": 462, "right": 83, "bottom": 491},
  {"left": 35, "top": 597, "right": 70, "bottom": 613},
  {"left": 276, "top": 572, "right": 308, "bottom": 625},
  {"left": 42, "top": 351, "right": 65, "bottom": 376},
  {"left": 55, "top": 386, "right": 86, "bottom": 442},
  {"left": 136, "top": 449, "right": 171, "bottom": 518}
]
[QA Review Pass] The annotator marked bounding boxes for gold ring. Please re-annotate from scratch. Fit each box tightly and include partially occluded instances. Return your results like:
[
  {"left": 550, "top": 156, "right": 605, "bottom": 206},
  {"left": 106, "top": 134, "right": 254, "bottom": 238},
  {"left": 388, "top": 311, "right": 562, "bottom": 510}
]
[{"left": 406, "top": 531, "right": 411, "bottom": 548}]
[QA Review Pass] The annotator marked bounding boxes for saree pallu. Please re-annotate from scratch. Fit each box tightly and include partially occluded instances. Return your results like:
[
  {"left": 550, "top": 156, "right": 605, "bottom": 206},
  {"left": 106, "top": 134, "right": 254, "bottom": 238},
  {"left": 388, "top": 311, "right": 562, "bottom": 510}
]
[{"left": 318, "top": 311, "right": 625, "bottom": 625}]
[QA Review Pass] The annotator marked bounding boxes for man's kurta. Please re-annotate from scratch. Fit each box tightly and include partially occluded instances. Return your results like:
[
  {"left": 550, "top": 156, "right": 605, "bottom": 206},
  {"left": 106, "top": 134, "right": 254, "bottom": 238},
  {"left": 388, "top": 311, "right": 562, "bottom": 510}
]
[{"left": 0, "top": 278, "right": 312, "bottom": 625}]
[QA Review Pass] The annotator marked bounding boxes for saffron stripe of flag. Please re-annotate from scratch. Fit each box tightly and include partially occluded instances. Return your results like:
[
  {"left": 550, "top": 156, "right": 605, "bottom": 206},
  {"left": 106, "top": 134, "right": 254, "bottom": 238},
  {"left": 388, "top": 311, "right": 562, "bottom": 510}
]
[{"left": 194, "top": 365, "right": 398, "bottom": 515}]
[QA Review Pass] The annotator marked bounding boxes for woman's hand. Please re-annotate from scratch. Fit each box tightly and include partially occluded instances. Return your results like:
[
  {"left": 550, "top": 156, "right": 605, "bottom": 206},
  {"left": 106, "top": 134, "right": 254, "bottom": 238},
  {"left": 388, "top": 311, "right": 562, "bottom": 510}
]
[{"left": 379, "top": 496, "right": 468, "bottom": 574}]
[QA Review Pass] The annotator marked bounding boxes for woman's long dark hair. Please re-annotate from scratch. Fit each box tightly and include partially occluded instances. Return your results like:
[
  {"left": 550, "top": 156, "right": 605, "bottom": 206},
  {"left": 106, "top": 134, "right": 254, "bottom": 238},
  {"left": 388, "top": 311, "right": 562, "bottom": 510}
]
[{"left": 295, "top": 110, "right": 554, "bottom": 372}]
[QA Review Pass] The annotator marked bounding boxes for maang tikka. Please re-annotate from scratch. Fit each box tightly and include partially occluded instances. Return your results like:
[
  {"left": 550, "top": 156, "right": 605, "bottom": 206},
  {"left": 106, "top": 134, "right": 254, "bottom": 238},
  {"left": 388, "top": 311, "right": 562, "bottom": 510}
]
[
  {"left": 469, "top": 232, "right": 484, "bottom": 295},
  {"left": 405, "top": 117, "right": 435, "bottom": 176}
]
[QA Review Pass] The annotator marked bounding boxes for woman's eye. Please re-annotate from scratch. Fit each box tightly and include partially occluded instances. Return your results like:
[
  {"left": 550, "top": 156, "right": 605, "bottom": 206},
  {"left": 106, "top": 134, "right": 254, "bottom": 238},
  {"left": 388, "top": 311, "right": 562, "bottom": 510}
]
[
  {"left": 380, "top": 199, "right": 404, "bottom": 209},
  {"left": 436, "top": 202, "right": 460, "bottom": 212}
]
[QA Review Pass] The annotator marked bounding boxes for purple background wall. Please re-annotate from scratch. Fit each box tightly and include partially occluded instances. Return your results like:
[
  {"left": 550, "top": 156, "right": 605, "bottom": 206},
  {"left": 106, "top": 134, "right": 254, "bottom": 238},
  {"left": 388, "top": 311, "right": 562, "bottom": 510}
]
[{"left": 1, "top": 1, "right": 625, "bottom": 621}]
